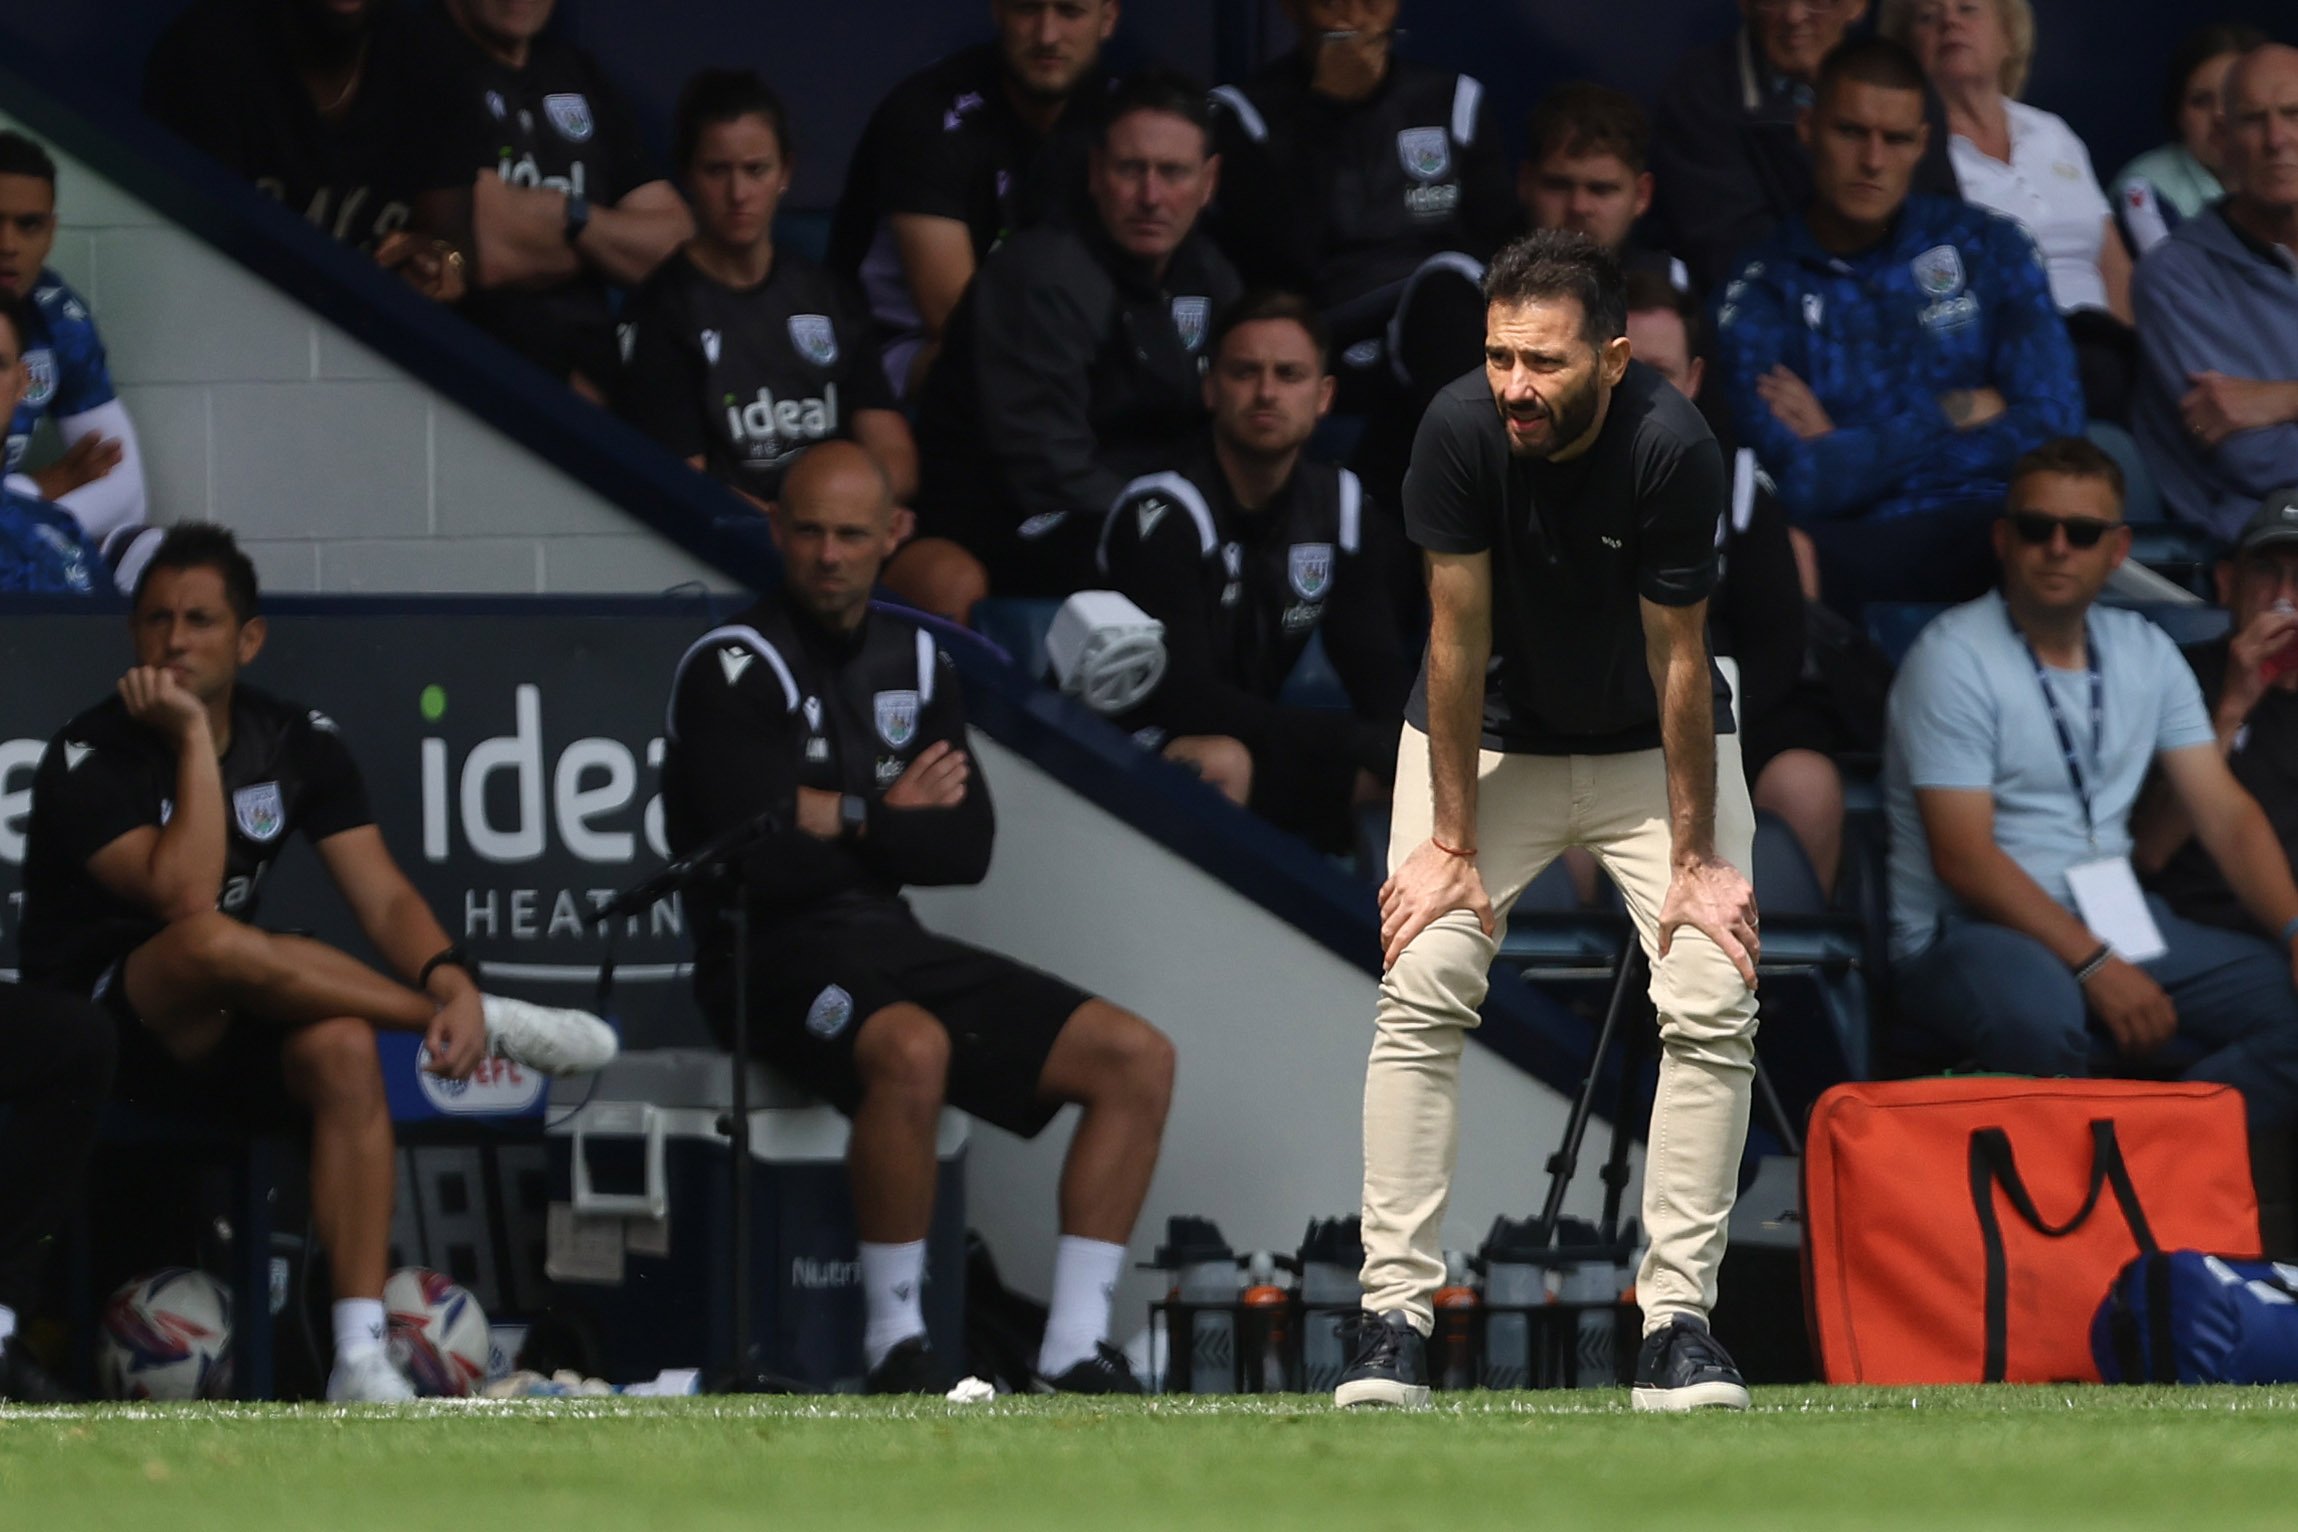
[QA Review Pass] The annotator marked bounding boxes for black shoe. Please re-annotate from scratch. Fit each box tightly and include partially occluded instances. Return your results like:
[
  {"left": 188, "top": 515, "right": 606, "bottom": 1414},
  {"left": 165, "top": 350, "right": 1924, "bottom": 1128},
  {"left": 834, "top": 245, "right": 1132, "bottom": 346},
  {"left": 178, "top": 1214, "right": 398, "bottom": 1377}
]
[
  {"left": 1038, "top": 1342, "right": 1143, "bottom": 1395},
  {"left": 863, "top": 1335, "right": 947, "bottom": 1396},
  {"left": 1334, "top": 1309, "right": 1429, "bottom": 1409},
  {"left": 1631, "top": 1316, "right": 1749, "bottom": 1412},
  {"left": 0, "top": 1337, "right": 75, "bottom": 1403}
]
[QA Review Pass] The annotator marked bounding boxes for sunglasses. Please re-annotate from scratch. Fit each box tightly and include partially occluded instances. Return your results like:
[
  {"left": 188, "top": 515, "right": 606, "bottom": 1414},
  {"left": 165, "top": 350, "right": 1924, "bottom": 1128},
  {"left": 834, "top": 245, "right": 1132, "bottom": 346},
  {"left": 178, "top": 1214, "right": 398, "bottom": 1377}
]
[{"left": 2008, "top": 512, "right": 2119, "bottom": 549}]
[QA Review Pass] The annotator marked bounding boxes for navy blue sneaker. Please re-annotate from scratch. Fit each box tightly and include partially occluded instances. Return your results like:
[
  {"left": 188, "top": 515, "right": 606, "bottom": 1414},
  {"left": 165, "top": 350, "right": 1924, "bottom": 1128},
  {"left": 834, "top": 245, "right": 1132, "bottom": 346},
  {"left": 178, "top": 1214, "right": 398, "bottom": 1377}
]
[
  {"left": 864, "top": 1336, "right": 947, "bottom": 1395},
  {"left": 1038, "top": 1342, "right": 1144, "bottom": 1395},
  {"left": 1631, "top": 1316, "right": 1750, "bottom": 1412},
  {"left": 1335, "top": 1309, "right": 1430, "bottom": 1409},
  {"left": 0, "top": 1337, "right": 72, "bottom": 1403}
]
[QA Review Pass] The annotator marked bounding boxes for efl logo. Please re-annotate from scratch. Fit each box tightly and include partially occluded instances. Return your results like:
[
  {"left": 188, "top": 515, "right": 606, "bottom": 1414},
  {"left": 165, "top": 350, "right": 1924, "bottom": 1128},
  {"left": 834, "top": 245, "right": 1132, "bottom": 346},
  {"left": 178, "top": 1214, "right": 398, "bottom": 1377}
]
[{"left": 416, "top": 1050, "right": 545, "bottom": 1115}]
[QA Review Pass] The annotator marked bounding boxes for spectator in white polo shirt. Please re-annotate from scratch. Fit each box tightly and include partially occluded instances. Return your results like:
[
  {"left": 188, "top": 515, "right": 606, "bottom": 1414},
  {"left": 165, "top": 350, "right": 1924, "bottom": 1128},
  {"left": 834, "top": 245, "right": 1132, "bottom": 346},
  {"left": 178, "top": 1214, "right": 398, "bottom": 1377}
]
[{"left": 1882, "top": 0, "right": 2134, "bottom": 423}]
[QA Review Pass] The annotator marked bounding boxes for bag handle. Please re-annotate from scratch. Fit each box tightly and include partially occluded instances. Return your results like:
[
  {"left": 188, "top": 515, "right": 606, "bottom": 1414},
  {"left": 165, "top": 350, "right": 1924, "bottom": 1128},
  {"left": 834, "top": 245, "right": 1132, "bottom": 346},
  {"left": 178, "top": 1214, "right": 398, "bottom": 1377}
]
[{"left": 1968, "top": 1119, "right": 2160, "bottom": 1382}]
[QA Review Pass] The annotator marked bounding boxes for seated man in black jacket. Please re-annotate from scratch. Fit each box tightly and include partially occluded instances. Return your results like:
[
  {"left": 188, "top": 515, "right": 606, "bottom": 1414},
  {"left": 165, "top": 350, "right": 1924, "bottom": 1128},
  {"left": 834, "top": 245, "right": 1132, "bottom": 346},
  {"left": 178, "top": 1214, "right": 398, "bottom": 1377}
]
[
  {"left": 662, "top": 442, "right": 1175, "bottom": 1395},
  {"left": 902, "top": 70, "right": 1239, "bottom": 621},
  {"left": 1098, "top": 291, "right": 1411, "bottom": 851},
  {"left": 1651, "top": 0, "right": 1958, "bottom": 293}
]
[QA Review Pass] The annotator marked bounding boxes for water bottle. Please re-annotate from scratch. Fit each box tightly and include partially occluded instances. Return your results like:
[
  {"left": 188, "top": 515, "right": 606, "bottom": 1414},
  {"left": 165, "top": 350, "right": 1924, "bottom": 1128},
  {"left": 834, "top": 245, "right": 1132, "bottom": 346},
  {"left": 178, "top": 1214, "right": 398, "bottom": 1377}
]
[
  {"left": 1554, "top": 1217, "right": 1634, "bottom": 1389},
  {"left": 1240, "top": 1252, "right": 1293, "bottom": 1393},
  {"left": 1154, "top": 1217, "right": 1239, "bottom": 1393},
  {"left": 1295, "top": 1217, "right": 1364, "bottom": 1394},
  {"left": 1478, "top": 1216, "right": 1550, "bottom": 1390},
  {"left": 1431, "top": 1250, "right": 1480, "bottom": 1392}
]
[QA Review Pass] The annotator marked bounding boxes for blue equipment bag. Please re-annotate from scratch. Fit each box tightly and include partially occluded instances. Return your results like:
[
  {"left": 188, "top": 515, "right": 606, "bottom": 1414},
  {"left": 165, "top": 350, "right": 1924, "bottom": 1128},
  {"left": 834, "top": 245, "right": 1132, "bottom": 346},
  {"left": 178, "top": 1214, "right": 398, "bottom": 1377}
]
[{"left": 2092, "top": 1251, "right": 2298, "bottom": 1384}]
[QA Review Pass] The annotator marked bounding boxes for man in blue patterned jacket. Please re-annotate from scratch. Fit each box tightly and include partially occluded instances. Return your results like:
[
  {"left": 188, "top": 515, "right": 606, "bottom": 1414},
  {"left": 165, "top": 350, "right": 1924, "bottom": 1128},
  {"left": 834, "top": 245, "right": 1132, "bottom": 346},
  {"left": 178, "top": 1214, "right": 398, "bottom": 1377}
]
[{"left": 1711, "top": 38, "right": 2082, "bottom": 618}]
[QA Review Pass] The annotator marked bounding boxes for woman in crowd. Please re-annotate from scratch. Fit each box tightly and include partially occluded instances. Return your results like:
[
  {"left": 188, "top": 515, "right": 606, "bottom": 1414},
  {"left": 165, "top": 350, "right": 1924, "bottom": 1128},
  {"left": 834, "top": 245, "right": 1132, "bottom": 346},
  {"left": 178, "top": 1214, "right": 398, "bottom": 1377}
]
[
  {"left": 2113, "top": 23, "right": 2267, "bottom": 257},
  {"left": 1883, "top": 0, "right": 2134, "bottom": 422},
  {"left": 617, "top": 69, "right": 916, "bottom": 516}
]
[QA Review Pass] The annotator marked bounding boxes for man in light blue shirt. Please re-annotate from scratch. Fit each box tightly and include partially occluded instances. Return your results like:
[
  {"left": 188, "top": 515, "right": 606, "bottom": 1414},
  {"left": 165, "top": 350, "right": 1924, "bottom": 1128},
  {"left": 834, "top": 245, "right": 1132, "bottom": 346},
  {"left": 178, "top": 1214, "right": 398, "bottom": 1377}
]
[{"left": 1888, "top": 436, "right": 2298, "bottom": 1127}]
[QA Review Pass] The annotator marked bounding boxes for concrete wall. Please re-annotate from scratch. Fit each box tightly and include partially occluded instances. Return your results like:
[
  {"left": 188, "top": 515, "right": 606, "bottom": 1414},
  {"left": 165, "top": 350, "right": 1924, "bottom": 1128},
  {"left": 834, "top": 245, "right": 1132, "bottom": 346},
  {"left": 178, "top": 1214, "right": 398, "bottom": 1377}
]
[
  {"left": 911, "top": 738, "right": 1633, "bottom": 1334},
  {"left": 3, "top": 112, "right": 735, "bottom": 598}
]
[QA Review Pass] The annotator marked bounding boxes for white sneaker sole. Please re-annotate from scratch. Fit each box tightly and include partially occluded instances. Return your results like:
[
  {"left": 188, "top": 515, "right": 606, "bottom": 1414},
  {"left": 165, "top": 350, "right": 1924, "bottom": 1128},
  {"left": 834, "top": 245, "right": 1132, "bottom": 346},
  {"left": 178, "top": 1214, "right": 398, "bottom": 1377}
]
[
  {"left": 326, "top": 1362, "right": 416, "bottom": 1404},
  {"left": 1335, "top": 1378, "right": 1432, "bottom": 1409},
  {"left": 482, "top": 995, "right": 619, "bottom": 1077},
  {"left": 1632, "top": 1379, "right": 1750, "bottom": 1412}
]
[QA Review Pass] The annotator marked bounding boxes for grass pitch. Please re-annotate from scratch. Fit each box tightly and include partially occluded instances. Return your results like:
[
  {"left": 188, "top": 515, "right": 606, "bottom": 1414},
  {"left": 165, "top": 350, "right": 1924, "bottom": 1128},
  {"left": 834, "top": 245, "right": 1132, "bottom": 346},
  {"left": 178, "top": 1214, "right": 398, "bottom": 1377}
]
[{"left": 5, "top": 1387, "right": 2296, "bottom": 1531}]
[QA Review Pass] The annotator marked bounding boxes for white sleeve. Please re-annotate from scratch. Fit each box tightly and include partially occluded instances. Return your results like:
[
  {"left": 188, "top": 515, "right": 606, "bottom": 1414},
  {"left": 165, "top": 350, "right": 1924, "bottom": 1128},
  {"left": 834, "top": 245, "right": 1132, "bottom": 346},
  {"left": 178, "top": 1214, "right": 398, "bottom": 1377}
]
[{"left": 50, "top": 399, "right": 147, "bottom": 541}]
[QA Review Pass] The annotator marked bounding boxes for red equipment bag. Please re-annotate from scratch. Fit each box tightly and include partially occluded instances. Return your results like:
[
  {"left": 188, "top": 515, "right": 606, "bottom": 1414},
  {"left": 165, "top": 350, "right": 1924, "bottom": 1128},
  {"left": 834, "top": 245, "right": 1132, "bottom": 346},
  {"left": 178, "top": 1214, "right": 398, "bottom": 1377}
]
[{"left": 1802, "top": 1078, "right": 2260, "bottom": 1384}]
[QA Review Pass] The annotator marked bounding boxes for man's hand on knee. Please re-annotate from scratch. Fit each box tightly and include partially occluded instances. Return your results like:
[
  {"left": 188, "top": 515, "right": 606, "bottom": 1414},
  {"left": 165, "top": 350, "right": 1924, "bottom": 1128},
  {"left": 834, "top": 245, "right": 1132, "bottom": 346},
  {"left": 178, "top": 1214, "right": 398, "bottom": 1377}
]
[
  {"left": 1659, "top": 855, "right": 1760, "bottom": 990},
  {"left": 1379, "top": 840, "right": 1495, "bottom": 970}
]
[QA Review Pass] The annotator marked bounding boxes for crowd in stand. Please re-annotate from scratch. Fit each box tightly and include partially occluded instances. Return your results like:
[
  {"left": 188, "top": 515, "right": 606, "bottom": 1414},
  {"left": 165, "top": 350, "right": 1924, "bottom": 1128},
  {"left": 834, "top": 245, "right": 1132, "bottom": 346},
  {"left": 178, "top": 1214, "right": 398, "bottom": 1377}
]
[{"left": 3, "top": 1, "right": 2298, "bottom": 1220}]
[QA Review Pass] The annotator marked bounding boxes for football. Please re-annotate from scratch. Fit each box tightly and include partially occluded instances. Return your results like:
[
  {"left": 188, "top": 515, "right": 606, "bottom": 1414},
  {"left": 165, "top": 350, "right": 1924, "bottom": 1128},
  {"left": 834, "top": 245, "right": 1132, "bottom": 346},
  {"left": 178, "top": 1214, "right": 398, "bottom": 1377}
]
[
  {"left": 98, "top": 1268, "right": 234, "bottom": 1401},
  {"left": 384, "top": 1267, "right": 490, "bottom": 1397}
]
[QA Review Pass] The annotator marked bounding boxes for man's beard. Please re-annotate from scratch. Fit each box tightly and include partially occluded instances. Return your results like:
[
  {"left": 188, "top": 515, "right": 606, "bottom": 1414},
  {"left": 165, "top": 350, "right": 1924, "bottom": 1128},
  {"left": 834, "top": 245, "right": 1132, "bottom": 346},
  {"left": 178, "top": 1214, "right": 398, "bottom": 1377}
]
[{"left": 1497, "top": 376, "right": 1599, "bottom": 460}]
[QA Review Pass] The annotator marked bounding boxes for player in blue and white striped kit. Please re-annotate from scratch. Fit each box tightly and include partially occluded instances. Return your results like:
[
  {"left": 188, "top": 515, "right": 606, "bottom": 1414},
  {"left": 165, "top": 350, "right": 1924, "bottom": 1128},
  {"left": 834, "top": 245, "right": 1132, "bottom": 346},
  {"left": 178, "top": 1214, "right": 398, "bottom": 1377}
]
[{"left": 0, "top": 132, "right": 145, "bottom": 546}]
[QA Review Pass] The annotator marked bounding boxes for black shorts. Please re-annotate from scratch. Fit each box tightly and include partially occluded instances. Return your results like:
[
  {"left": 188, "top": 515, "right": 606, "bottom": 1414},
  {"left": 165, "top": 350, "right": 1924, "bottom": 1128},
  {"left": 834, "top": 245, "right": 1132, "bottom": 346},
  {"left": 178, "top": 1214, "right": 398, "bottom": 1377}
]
[
  {"left": 89, "top": 955, "right": 306, "bottom": 1131},
  {"left": 699, "top": 905, "right": 1092, "bottom": 1139}
]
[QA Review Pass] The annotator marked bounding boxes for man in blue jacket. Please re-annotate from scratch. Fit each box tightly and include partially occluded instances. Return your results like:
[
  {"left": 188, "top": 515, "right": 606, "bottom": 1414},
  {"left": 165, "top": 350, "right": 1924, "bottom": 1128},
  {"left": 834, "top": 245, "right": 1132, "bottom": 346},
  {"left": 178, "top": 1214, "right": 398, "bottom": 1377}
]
[
  {"left": 2133, "top": 43, "right": 2298, "bottom": 546},
  {"left": 1711, "top": 38, "right": 2082, "bottom": 618}
]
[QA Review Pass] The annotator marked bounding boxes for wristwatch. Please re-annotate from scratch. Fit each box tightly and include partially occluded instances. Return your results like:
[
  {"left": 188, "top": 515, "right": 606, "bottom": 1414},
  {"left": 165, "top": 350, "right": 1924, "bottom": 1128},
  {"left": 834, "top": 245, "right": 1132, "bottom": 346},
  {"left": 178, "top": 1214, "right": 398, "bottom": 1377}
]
[
  {"left": 562, "top": 188, "right": 591, "bottom": 245},
  {"left": 838, "top": 793, "right": 868, "bottom": 840}
]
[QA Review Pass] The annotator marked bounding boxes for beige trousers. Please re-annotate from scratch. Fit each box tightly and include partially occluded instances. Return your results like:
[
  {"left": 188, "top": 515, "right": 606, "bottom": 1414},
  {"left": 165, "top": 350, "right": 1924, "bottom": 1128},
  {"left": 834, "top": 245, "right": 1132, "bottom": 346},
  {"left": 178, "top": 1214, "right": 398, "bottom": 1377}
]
[{"left": 1361, "top": 726, "right": 1760, "bottom": 1337}]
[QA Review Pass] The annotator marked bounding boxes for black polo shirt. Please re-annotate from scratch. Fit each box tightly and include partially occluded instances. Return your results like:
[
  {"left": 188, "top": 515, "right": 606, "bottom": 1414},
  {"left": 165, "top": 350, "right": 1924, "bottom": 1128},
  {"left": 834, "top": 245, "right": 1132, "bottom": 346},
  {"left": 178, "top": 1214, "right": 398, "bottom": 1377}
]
[
  {"left": 826, "top": 43, "right": 1110, "bottom": 342},
  {"left": 417, "top": 2, "right": 657, "bottom": 382},
  {"left": 617, "top": 250, "right": 895, "bottom": 502},
  {"left": 19, "top": 686, "right": 372, "bottom": 991},
  {"left": 1401, "top": 359, "right": 1731, "bottom": 754},
  {"left": 2149, "top": 639, "right": 2298, "bottom": 939}
]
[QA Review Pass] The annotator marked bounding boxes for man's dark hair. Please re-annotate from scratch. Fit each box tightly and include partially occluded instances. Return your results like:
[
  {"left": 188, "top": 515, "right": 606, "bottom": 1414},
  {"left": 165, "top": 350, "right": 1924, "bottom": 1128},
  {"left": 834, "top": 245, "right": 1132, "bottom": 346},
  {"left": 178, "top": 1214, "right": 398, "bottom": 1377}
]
[
  {"left": 1524, "top": 83, "right": 1652, "bottom": 175},
  {"left": 0, "top": 131, "right": 57, "bottom": 186},
  {"left": 673, "top": 69, "right": 793, "bottom": 173},
  {"left": 1814, "top": 36, "right": 1930, "bottom": 109},
  {"left": 2008, "top": 436, "right": 2126, "bottom": 510},
  {"left": 2167, "top": 22, "right": 2267, "bottom": 128},
  {"left": 135, "top": 523, "right": 262, "bottom": 622},
  {"left": 1210, "top": 289, "right": 1331, "bottom": 372},
  {"left": 0, "top": 290, "right": 29, "bottom": 358},
  {"left": 1621, "top": 268, "right": 1701, "bottom": 356},
  {"left": 1100, "top": 69, "right": 1215, "bottom": 156},
  {"left": 1483, "top": 231, "right": 1626, "bottom": 347}
]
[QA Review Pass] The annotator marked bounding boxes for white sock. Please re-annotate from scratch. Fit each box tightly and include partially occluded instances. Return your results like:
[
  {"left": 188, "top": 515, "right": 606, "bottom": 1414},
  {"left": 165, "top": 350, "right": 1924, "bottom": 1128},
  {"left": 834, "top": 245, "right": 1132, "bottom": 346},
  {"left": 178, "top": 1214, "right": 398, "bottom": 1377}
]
[
  {"left": 1036, "top": 1236, "right": 1125, "bottom": 1377},
  {"left": 0, "top": 1303, "right": 17, "bottom": 1345},
  {"left": 332, "top": 1298, "right": 387, "bottom": 1362},
  {"left": 859, "top": 1240, "right": 928, "bottom": 1369}
]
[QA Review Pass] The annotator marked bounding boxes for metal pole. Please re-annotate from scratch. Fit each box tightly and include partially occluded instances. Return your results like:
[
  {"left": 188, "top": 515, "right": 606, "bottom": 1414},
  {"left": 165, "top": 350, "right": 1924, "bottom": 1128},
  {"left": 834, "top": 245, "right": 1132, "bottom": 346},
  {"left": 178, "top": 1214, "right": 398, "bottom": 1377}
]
[{"left": 728, "top": 899, "right": 755, "bottom": 1385}]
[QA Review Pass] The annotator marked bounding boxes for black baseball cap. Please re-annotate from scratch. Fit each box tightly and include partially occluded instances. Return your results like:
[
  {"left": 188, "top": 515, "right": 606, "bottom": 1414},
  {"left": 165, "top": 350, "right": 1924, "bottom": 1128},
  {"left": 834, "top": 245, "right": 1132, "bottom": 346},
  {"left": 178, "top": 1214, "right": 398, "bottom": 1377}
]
[{"left": 2235, "top": 488, "right": 2298, "bottom": 556}]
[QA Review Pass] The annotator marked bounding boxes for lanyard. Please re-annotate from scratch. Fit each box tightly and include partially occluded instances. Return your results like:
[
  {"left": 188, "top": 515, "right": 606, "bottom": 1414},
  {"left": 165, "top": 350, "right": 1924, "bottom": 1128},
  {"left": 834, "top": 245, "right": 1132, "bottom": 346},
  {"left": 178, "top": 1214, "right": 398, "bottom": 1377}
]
[{"left": 2010, "top": 609, "right": 2104, "bottom": 849}]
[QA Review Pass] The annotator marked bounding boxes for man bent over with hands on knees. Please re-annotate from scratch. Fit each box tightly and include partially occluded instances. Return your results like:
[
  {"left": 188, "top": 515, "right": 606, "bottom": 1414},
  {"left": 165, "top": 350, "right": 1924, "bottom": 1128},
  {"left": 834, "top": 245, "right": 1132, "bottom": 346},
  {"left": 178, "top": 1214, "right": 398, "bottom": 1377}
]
[{"left": 1342, "top": 231, "right": 1761, "bottom": 1413}]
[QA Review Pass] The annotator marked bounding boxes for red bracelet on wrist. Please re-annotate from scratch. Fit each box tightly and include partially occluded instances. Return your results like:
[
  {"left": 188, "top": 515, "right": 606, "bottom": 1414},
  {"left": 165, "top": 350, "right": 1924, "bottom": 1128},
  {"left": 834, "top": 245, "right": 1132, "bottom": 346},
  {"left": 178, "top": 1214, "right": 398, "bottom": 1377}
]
[{"left": 1431, "top": 836, "right": 1476, "bottom": 859}]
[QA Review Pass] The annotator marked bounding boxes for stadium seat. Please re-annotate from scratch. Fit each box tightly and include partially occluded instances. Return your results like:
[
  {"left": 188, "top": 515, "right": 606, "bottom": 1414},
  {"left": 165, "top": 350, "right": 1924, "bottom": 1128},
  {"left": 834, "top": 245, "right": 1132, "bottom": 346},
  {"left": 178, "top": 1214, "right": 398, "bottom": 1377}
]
[
  {"left": 2086, "top": 421, "right": 2162, "bottom": 523},
  {"left": 1864, "top": 602, "right": 1947, "bottom": 667},
  {"left": 970, "top": 597, "right": 1063, "bottom": 684}
]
